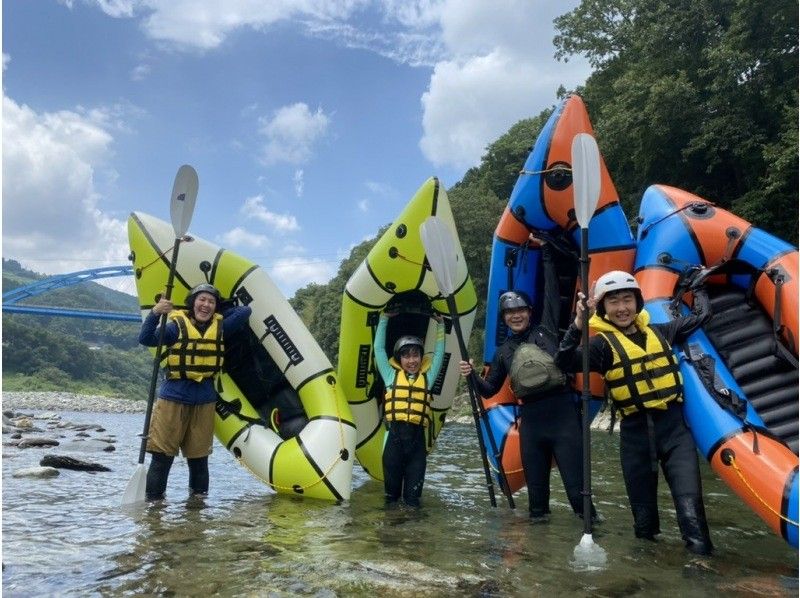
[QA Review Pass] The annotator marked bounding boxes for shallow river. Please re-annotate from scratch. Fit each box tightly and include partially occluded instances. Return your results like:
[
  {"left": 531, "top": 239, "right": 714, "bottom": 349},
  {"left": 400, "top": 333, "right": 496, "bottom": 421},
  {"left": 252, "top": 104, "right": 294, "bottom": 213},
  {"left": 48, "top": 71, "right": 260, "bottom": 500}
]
[{"left": 2, "top": 410, "right": 797, "bottom": 596}]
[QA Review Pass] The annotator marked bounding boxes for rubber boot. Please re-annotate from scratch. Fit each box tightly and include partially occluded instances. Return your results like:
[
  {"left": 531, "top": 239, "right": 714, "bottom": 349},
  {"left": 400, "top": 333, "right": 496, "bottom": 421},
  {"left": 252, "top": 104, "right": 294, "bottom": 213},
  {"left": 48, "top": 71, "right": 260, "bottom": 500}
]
[
  {"left": 187, "top": 456, "right": 209, "bottom": 495},
  {"left": 675, "top": 496, "right": 713, "bottom": 555},
  {"left": 631, "top": 503, "right": 660, "bottom": 541},
  {"left": 145, "top": 452, "right": 174, "bottom": 500}
]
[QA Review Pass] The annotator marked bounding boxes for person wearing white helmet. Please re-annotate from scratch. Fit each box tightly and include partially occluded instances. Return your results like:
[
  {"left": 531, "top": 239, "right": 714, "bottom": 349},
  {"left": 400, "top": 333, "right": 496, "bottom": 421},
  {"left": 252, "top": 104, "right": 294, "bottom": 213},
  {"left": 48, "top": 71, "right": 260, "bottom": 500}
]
[
  {"left": 373, "top": 307, "right": 445, "bottom": 507},
  {"left": 459, "top": 238, "right": 596, "bottom": 524},
  {"left": 138, "top": 283, "right": 251, "bottom": 501},
  {"left": 555, "top": 270, "right": 714, "bottom": 555}
]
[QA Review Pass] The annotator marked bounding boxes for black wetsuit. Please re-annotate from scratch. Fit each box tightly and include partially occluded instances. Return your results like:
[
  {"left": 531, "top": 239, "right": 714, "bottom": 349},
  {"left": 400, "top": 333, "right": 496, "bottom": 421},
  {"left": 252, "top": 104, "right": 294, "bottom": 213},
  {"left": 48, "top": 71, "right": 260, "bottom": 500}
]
[
  {"left": 473, "top": 247, "right": 592, "bottom": 519},
  {"left": 554, "top": 291, "right": 713, "bottom": 555}
]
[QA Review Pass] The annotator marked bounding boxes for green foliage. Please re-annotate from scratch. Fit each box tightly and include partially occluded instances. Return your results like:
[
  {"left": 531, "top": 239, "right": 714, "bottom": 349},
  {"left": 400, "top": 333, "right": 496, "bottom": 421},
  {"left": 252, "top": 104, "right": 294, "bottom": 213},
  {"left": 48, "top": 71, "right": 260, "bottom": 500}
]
[
  {"left": 2, "top": 260, "right": 150, "bottom": 396},
  {"left": 554, "top": 0, "right": 798, "bottom": 242}
]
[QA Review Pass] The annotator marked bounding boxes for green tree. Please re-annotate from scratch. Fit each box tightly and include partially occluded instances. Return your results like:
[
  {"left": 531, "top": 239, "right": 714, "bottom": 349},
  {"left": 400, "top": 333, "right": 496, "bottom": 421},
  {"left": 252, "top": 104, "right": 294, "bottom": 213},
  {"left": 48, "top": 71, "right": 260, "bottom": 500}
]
[{"left": 554, "top": 0, "right": 798, "bottom": 242}]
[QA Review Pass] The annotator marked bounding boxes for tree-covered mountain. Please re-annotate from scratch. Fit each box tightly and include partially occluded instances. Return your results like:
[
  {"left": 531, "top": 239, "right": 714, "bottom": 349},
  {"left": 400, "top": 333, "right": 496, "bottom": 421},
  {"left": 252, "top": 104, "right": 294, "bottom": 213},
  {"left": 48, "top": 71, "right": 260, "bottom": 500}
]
[{"left": 2, "top": 259, "right": 151, "bottom": 398}]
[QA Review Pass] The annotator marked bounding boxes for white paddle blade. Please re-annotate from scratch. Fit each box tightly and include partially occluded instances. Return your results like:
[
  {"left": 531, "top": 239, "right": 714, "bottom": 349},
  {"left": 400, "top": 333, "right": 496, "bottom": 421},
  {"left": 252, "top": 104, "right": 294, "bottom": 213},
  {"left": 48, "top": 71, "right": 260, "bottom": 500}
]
[
  {"left": 420, "top": 216, "right": 458, "bottom": 297},
  {"left": 571, "top": 133, "right": 602, "bottom": 229},
  {"left": 170, "top": 164, "right": 199, "bottom": 238},
  {"left": 122, "top": 463, "right": 147, "bottom": 505}
]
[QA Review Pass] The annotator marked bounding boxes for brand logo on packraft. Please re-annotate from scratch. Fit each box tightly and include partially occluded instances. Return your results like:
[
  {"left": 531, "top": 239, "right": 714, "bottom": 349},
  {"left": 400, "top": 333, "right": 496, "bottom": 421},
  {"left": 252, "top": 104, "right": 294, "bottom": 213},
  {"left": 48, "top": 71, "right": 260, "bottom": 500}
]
[
  {"left": 263, "top": 315, "right": 304, "bottom": 366},
  {"left": 509, "top": 342, "right": 565, "bottom": 397}
]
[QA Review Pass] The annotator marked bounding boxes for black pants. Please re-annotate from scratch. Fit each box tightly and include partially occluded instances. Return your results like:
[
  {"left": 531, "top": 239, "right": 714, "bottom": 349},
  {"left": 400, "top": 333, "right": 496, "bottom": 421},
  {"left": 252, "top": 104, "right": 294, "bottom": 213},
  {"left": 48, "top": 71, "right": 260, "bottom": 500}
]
[
  {"left": 519, "top": 392, "right": 587, "bottom": 517},
  {"left": 620, "top": 401, "right": 713, "bottom": 554},
  {"left": 383, "top": 421, "right": 427, "bottom": 507}
]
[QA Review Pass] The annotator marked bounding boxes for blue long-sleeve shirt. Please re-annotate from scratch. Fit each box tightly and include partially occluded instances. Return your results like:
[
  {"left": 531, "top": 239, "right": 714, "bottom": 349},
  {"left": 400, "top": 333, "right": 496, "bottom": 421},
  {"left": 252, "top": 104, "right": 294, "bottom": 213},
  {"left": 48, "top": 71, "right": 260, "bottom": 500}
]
[
  {"left": 373, "top": 315, "right": 446, "bottom": 388},
  {"left": 138, "top": 304, "right": 251, "bottom": 404}
]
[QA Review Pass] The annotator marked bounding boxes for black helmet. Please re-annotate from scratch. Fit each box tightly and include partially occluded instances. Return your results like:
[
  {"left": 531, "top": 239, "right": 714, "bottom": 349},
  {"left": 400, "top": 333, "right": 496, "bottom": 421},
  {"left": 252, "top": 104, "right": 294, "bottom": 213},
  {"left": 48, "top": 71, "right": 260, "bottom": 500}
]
[
  {"left": 187, "top": 283, "right": 220, "bottom": 313},
  {"left": 393, "top": 335, "right": 424, "bottom": 360},
  {"left": 499, "top": 291, "right": 531, "bottom": 313}
]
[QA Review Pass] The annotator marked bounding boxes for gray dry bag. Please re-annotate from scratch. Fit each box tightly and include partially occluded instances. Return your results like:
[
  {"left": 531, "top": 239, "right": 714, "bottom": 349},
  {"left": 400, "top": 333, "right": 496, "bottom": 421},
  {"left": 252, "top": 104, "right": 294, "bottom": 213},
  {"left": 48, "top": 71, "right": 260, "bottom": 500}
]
[{"left": 509, "top": 342, "right": 566, "bottom": 397}]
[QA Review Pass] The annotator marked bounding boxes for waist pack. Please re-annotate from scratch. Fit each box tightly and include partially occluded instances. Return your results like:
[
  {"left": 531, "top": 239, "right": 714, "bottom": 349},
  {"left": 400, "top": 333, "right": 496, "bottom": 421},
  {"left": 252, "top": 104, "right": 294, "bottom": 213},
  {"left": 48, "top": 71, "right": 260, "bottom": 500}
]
[{"left": 509, "top": 342, "right": 566, "bottom": 397}]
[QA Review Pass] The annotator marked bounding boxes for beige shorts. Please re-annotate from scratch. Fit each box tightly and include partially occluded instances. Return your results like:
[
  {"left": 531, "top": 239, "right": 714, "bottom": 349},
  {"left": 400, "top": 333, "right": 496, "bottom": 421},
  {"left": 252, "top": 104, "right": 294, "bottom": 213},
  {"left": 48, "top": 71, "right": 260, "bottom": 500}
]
[{"left": 146, "top": 399, "right": 216, "bottom": 458}]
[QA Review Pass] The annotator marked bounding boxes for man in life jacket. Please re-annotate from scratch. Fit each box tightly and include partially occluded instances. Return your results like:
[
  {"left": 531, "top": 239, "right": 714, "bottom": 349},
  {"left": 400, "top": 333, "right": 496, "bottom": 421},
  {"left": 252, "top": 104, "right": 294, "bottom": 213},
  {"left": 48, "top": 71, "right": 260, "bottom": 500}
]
[
  {"left": 138, "top": 283, "right": 251, "bottom": 500},
  {"left": 373, "top": 309, "right": 445, "bottom": 507},
  {"left": 555, "top": 270, "right": 714, "bottom": 555},
  {"left": 458, "top": 240, "right": 595, "bottom": 523}
]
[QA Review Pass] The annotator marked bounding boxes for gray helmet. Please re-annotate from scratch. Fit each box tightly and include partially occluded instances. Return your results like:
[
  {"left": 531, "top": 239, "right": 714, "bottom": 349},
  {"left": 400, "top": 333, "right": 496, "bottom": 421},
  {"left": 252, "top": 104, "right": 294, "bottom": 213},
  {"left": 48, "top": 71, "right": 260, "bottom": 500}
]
[
  {"left": 393, "top": 335, "right": 424, "bottom": 360},
  {"left": 187, "top": 283, "right": 220, "bottom": 313},
  {"left": 594, "top": 270, "right": 643, "bottom": 316},
  {"left": 499, "top": 291, "right": 531, "bottom": 314}
]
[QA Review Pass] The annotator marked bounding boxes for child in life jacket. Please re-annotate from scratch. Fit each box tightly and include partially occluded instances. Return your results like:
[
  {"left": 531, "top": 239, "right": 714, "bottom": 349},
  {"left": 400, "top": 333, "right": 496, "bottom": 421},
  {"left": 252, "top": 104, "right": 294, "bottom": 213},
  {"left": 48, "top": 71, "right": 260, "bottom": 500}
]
[{"left": 374, "top": 309, "right": 445, "bottom": 507}]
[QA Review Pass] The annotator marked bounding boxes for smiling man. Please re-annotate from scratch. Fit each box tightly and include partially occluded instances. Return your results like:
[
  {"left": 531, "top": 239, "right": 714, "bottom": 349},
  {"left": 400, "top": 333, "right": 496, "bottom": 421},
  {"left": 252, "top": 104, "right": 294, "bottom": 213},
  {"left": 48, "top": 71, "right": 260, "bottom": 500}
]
[{"left": 555, "top": 270, "right": 714, "bottom": 556}]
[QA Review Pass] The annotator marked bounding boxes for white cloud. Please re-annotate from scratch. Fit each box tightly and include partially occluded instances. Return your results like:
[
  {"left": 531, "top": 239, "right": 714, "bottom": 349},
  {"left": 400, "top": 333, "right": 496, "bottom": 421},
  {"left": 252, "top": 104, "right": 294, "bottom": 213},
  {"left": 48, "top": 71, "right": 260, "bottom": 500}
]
[
  {"left": 240, "top": 195, "right": 300, "bottom": 232},
  {"left": 418, "top": 0, "right": 589, "bottom": 170},
  {"left": 258, "top": 103, "right": 331, "bottom": 166},
  {"left": 78, "top": 0, "right": 589, "bottom": 173},
  {"left": 130, "top": 63, "right": 151, "bottom": 81},
  {"left": 2, "top": 95, "right": 129, "bottom": 274},
  {"left": 293, "top": 169, "right": 304, "bottom": 197},
  {"left": 60, "top": 0, "right": 137, "bottom": 18},
  {"left": 357, "top": 199, "right": 369, "bottom": 212},
  {"left": 420, "top": 50, "right": 543, "bottom": 169},
  {"left": 3, "top": 53, "right": 10, "bottom": 70},
  {"left": 135, "top": 0, "right": 368, "bottom": 50},
  {"left": 269, "top": 256, "right": 336, "bottom": 292},
  {"left": 219, "top": 226, "right": 270, "bottom": 249}
]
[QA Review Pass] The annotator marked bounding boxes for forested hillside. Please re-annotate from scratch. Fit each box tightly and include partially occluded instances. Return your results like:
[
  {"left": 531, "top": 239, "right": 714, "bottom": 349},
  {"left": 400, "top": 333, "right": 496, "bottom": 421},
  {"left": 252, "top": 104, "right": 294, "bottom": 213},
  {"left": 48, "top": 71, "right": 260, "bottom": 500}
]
[
  {"left": 4, "top": 0, "right": 796, "bottom": 394},
  {"left": 2, "top": 259, "right": 151, "bottom": 398}
]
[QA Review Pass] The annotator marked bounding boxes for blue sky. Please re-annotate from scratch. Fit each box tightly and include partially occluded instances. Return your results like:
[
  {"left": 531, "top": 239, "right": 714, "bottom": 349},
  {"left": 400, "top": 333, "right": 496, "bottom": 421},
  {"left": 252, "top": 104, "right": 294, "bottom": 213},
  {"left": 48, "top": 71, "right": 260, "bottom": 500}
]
[{"left": 2, "top": 0, "right": 589, "bottom": 297}]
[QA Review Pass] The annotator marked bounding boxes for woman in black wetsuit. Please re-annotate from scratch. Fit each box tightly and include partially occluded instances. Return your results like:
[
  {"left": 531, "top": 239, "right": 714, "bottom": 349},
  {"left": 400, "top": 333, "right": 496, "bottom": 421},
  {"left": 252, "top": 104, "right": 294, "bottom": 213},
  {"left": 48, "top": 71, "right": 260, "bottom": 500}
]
[{"left": 459, "top": 241, "right": 596, "bottom": 523}]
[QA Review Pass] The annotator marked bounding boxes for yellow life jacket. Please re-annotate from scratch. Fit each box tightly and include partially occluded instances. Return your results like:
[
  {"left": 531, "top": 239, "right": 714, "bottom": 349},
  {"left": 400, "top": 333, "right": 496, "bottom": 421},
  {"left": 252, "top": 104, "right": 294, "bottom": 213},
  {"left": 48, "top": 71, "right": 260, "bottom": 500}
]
[
  {"left": 165, "top": 310, "right": 225, "bottom": 382},
  {"left": 384, "top": 356, "right": 433, "bottom": 426},
  {"left": 590, "top": 310, "right": 683, "bottom": 417}
]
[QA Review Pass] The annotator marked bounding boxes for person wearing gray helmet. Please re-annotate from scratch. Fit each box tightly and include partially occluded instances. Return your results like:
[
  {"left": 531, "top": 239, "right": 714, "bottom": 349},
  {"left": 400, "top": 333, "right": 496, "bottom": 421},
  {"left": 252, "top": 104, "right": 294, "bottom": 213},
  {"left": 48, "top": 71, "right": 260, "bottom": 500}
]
[
  {"left": 138, "top": 283, "right": 251, "bottom": 500},
  {"left": 459, "top": 239, "right": 595, "bottom": 523},
  {"left": 373, "top": 308, "right": 445, "bottom": 507}
]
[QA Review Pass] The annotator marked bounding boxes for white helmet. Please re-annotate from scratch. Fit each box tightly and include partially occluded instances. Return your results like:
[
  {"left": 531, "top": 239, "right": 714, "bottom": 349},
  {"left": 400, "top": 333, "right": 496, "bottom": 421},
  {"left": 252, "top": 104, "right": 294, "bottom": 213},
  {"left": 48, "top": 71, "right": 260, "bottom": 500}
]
[{"left": 594, "top": 270, "right": 643, "bottom": 316}]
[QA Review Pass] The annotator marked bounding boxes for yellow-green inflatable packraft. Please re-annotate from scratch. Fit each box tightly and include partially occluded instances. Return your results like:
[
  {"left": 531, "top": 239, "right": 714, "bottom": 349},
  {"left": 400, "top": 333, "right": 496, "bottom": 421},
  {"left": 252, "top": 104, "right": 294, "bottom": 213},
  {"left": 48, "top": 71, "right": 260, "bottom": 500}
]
[
  {"left": 336, "top": 178, "right": 477, "bottom": 480},
  {"left": 128, "top": 212, "right": 356, "bottom": 501}
]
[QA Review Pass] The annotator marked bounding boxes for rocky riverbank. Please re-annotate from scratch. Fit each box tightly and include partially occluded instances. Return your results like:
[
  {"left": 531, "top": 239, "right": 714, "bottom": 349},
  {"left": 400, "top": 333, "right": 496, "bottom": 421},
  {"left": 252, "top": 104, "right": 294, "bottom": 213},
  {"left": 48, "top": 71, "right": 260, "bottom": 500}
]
[{"left": 2, "top": 392, "right": 146, "bottom": 414}]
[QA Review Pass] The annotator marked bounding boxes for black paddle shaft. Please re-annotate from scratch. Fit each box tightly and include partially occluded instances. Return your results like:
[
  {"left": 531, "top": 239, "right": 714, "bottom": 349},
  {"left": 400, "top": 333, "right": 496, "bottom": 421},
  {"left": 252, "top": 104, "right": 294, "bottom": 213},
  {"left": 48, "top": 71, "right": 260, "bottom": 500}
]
[
  {"left": 580, "top": 227, "right": 593, "bottom": 535},
  {"left": 137, "top": 236, "right": 182, "bottom": 464},
  {"left": 446, "top": 295, "right": 516, "bottom": 509}
]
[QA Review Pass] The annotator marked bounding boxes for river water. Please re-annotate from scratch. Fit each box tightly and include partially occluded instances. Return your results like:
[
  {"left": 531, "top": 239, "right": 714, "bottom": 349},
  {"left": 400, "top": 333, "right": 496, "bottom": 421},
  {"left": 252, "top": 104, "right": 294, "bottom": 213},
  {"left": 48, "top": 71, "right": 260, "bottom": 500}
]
[{"left": 2, "top": 410, "right": 797, "bottom": 597}]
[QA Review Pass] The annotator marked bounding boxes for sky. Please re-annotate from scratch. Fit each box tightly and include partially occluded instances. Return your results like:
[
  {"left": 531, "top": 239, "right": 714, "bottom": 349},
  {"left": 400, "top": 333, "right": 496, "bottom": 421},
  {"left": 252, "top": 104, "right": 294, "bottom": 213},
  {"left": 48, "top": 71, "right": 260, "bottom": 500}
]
[{"left": 2, "top": 0, "right": 590, "bottom": 298}]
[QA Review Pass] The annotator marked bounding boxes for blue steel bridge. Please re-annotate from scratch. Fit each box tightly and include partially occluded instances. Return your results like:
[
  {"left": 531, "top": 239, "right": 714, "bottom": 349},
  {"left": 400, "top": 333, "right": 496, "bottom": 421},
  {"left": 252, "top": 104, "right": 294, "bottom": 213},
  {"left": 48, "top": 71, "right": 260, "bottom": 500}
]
[{"left": 2, "top": 265, "right": 141, "bottom": 322}]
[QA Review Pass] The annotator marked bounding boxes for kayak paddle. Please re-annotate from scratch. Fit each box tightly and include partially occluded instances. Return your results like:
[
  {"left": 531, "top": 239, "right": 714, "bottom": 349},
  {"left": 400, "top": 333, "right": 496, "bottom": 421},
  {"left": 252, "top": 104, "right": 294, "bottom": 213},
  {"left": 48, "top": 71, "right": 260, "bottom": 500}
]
[
  {"left": 420, "top": 215, "right": 515, "bottom": 509},
  {"left": 570, "top": 133, "right": 607, "bottom": 567},
  {"left": 122, "top": 165, "right": 198, "bottom": 506}
]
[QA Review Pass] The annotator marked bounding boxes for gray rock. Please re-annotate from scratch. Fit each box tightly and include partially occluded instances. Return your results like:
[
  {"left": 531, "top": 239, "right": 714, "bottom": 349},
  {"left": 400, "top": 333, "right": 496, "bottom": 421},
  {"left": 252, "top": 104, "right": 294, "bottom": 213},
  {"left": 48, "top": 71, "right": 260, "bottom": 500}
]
[
  {"left": 12, "top": 466, "right": 61, "bottom": 478},
  {"left": 17, "top": 437, "right": 60, "bottom": 448},
  {"left": 39, "top": 455, "right": 111, "bottom": 472}
]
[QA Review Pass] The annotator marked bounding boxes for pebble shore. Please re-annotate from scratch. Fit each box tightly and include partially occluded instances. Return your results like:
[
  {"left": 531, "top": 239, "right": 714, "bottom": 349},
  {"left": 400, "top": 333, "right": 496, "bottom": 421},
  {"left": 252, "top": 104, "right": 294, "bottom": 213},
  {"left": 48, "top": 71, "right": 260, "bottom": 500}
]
[{"left": 2, "top": 391, "right": 146, "bottom": 414}]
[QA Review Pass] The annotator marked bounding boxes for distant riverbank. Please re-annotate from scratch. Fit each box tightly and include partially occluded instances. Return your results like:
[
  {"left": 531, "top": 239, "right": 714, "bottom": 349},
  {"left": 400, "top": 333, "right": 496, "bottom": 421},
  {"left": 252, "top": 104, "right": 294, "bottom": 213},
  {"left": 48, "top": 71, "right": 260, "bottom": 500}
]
[
  {"left": 1, "top": 390, "right": 613, "bottom": 428},
  {"left": 2, "top": 391, "right": 146, "bottom": 414}
]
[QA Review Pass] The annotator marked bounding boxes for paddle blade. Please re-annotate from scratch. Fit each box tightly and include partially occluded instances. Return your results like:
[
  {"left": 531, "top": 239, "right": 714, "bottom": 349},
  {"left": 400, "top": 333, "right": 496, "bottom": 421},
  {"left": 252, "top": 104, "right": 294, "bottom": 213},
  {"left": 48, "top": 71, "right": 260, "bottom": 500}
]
[
  {"left": 420, "top": 216, "right": 458, "bottom": 297},
  {"left": 170, "top": 165, "right": 199, "bottom": 238},
  {"left": 571, "top": 133, "right": 601, "bottom": 229},
  {"left": 122, "top": 463, "right": 147, "bottom": 505}
]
